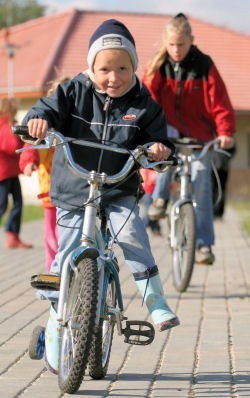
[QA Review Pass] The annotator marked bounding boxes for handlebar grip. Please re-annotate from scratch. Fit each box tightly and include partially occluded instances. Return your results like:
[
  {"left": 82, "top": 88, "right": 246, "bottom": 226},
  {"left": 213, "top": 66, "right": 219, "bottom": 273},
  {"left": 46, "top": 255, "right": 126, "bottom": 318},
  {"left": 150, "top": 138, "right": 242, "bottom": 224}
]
[
  {"left": 12, "top": 125, "right": 29, "bottom": 136},
  {"left": 169, "top": 155, "right": 178, "bottom": 166},
  {"left": 144, "top": 148, "right": 153, "bottom": 158},
  {"left": 145, "top": 149, "right": 178, "bottom": 166},
  {"left": 12, "top": 125, "right": 42, "bottom": 144}
]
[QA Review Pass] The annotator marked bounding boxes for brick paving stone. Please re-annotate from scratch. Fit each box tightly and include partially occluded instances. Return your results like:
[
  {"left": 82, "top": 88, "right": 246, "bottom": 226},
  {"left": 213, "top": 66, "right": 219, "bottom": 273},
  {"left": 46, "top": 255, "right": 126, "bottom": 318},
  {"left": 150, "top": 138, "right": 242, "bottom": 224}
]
[{"left": 0, "top": 206, "right": 249, "bottom": 397}]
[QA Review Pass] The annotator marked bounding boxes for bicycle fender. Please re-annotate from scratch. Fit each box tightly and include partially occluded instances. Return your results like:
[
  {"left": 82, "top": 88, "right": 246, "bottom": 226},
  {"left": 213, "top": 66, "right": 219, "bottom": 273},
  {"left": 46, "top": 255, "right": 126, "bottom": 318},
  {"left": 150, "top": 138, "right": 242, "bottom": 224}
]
[
  {"left": 172, "top": 198, "right": 193, "bottom": 216},
  {"left": 170, "top": 199, "right": 194, "bottom": 248},
  {"left": 72, "top": 246, "right": 99, "bottom": 266}
]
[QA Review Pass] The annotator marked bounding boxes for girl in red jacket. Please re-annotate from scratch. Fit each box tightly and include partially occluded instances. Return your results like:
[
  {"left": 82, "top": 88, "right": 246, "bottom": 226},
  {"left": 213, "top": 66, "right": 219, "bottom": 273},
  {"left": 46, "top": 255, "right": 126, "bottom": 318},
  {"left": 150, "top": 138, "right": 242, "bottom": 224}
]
[
  {"left": 143, "top": 13, "right": 236, "bottom": 265},
  {"left": 0, "top": 97, "right": 38, "bottom": 248}
]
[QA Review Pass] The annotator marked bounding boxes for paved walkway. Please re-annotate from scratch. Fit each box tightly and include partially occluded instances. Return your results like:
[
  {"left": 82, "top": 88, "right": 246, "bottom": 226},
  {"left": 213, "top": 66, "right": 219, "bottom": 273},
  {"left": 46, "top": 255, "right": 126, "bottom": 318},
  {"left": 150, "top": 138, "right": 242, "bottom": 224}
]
[{"left": 0, "top": 207, "right": 249, "bottom": 398}]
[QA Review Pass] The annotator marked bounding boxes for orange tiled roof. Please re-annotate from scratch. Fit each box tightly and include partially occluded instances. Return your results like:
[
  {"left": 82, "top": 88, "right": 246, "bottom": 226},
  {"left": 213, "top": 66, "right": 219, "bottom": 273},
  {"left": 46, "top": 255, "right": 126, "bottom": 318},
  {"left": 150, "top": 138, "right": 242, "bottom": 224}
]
[{"left": 0, "top": 9, "right": 249, "bottom": 111}]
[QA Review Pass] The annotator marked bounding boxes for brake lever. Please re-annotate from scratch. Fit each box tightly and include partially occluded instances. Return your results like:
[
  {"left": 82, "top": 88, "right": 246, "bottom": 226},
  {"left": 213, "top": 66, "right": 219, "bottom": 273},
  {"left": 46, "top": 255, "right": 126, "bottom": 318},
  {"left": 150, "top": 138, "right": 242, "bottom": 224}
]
[
  {"left": 214, "top": 142, "right": 232, "bottom": 158},
  {"left": 16, "top": 135, "right": 54, "bottom": 154}
]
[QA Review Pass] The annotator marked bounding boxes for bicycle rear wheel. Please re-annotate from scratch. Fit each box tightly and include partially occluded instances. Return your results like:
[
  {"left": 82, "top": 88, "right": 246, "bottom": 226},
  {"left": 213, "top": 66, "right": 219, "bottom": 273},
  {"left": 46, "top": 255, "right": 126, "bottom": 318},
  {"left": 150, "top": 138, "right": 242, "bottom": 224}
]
[
  {"left": 172, "top": 203, "right": 196, "bottom": 292},
  {"left": 58, "top": 257, "right": 98, "bottom": 394},
  {"left": 88, "top": 277, "right": 117, "bottom": 379}
]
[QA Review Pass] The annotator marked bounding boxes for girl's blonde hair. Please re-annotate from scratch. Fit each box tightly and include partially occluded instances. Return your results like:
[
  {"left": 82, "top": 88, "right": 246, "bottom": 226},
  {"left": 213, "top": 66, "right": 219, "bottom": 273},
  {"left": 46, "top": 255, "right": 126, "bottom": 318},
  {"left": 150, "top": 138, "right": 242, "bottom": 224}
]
[
  {"left": 0, "top": 97, "right": 18, "bottom": 123},
  {"left": 145, "top": 13, "right": 192, "bottom": 82},
  {"left": 47, "top": 75, "right": 71, "bottom": 96}
]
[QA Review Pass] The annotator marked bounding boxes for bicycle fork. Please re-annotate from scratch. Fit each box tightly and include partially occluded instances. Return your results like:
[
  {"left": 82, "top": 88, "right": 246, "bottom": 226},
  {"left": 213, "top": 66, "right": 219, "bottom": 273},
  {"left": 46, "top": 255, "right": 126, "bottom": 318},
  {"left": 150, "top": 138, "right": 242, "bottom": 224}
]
[
  {"left": 57, "top": 183, "right": 100, "bottom": 323},
  {"left": 169, "top": 199, "right": 192, "bottom": 248},
  {"left": 169, "top": 169, "right": 193, "bottom": 250}
]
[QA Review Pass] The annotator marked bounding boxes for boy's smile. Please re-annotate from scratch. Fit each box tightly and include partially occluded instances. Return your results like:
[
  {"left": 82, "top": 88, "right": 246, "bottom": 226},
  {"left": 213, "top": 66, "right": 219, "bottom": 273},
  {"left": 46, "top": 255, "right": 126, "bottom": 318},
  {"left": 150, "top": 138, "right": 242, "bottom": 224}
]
[{"left": 93, "top": 49, "right": 134, "bottom": 98}]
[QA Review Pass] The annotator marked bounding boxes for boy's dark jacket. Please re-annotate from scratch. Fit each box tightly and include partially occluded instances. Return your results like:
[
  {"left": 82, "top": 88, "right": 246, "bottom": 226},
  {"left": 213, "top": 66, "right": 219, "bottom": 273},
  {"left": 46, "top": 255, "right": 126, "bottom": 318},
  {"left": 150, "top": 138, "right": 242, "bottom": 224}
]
[{"left": 23, "top": 73, "right": 173, "bottom": 210}]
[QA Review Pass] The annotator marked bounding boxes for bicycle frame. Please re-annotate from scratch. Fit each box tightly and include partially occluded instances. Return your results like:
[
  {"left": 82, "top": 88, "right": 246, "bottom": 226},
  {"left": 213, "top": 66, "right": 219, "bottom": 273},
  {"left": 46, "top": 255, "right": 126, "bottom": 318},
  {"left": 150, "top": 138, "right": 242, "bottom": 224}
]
[
  {"left": 13, "top": 126, "right": 179, "bottom": 393},
  {"left": 14, "top": 127, "right": 176, "bottom": 334}
]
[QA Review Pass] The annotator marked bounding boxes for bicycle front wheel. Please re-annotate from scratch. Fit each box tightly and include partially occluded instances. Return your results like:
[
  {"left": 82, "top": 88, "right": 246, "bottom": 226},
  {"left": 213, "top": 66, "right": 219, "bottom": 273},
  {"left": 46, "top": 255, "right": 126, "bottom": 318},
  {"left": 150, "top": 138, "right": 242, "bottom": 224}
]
[
  {"left": 88, "top": 277, "right": 117, "bottom": 379},
  {"left": 172, "top": 203, "right": 196, "bottom": 292},
  {"left": 58, "top": 257, "right": 98, "bottom": 394}
]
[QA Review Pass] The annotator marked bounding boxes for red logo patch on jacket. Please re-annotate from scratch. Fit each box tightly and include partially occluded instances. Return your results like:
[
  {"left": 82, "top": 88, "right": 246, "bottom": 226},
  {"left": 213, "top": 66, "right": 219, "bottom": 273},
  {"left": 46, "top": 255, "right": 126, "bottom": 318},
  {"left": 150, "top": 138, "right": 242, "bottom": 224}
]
[{"left": 122, "top": 114, "right": 137, "bottom": 121}]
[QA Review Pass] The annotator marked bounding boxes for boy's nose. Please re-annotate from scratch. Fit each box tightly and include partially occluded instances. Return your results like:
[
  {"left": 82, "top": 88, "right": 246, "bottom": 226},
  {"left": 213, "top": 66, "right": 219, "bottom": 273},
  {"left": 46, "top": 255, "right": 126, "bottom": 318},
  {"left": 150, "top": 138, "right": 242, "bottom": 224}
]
[{"left": 108, "top": 72, "right": 117, "bottom": 82}]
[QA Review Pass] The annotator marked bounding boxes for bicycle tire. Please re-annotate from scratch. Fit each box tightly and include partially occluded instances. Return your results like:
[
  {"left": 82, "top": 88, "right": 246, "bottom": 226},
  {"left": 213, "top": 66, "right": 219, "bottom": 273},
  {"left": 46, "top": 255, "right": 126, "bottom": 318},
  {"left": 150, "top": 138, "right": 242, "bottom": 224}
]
[
  {"left": 88, "top": 277, "right": 116, "bottom": 379},
  {"left": 28, "top": 325, "right": 45, "bottom": 360},
  {"left": 171, "top": 203, "right": 196, "bottom": 292},
  {"left": 58, "top": 257, "right": 98, "bottom": 394}
]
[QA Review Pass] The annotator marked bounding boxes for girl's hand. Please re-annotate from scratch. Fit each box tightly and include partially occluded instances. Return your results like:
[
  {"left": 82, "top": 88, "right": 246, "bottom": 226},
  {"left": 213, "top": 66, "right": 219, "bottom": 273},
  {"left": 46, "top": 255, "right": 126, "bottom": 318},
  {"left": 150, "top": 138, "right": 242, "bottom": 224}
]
[
  {"left": 23, "top": 162, "right": 38, "bottom": 176},
  {"left": 218, "top": 135, "right": 235, "bottom": 150},
  {"left": 27, "top": 119, "right": 48, "bottom": 139},
  {"left": 148, "top": 142, "right": 172, "bottom": 161}
]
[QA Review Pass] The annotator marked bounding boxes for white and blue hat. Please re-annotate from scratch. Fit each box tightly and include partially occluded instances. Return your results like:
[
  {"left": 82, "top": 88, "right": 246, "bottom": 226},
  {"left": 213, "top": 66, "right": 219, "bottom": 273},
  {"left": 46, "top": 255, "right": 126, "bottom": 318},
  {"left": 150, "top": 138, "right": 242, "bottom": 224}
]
[{"left": 87, "top": 19, "right": 138, "bottom": 71}]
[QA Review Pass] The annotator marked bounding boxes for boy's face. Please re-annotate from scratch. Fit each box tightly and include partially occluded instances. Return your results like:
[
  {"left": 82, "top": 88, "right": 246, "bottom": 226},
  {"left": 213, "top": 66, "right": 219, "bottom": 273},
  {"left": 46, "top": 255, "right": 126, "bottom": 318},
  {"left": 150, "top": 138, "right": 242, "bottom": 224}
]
[{"left": 93, "top": 49, "right": 134, "bottom": 97}]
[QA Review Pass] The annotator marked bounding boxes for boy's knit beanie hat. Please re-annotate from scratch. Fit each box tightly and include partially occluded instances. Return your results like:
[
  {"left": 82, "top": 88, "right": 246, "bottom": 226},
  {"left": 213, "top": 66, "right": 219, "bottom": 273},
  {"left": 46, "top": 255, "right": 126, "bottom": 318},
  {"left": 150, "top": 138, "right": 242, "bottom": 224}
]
[{"left": 87, "top": 19, "right": 138, "bottom": 71}]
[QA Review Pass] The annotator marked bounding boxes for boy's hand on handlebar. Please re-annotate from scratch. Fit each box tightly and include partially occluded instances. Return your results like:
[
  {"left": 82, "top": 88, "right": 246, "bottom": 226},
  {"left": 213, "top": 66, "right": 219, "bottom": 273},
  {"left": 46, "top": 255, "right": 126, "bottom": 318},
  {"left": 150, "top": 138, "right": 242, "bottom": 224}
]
[
  {"left": 218, "top": 135, "right": 235, "bottom": 150},
  {"left": 27, "top": 119, "right": 48, "bottom": 139},
  {"left": 148, "top": 143, "right": 172, "bottom": 161}
]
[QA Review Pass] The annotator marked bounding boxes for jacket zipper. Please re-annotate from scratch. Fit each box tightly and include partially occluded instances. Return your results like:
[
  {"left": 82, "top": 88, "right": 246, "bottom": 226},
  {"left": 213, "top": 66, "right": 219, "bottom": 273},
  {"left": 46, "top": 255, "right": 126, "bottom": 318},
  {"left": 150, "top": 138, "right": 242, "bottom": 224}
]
[
  {"left": 175, "top": 63, "right": 181, "bottom": 118},
  {"left": 97, "top": 96, "right": 111, "bottom": 173},
  {"left": 175, "top": 63, "right": 189, "bottom": 137}
]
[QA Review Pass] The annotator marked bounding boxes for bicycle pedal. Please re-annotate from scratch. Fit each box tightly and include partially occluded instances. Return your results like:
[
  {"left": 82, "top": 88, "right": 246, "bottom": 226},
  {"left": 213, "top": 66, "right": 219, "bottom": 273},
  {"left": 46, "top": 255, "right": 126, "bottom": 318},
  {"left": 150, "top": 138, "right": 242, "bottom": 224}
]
[
  {"left": 30, "top": 274, "right": 60, "bottom": 291},
  {"left": 122, "top": 320, "right": 155, "bottom": 346}
]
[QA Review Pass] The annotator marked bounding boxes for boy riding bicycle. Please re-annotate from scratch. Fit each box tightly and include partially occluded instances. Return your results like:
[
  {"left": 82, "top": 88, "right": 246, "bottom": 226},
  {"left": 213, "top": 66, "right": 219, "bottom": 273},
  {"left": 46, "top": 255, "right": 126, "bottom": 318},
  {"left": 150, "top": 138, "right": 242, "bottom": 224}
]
[{"left": 22, "top": 19, "right": 180, "bottom": 373}]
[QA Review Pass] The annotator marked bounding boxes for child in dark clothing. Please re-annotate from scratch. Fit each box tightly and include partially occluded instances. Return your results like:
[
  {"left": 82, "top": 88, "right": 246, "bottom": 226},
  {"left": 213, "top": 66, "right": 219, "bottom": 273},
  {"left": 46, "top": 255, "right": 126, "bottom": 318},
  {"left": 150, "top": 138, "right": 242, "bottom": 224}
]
[{"left": 22, "top": 19, "right": 179, "bottom": 373}]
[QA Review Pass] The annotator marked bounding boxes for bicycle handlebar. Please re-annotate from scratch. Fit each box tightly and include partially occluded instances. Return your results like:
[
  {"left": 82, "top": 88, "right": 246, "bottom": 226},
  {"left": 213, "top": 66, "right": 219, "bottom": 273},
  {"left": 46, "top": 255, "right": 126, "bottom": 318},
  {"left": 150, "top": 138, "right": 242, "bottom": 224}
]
[
  {"left": 12, "top": 125, "right": 177, "bottom": 184},
  {"left": 168, "top": 137, "right": 231, "bottom": 159}
]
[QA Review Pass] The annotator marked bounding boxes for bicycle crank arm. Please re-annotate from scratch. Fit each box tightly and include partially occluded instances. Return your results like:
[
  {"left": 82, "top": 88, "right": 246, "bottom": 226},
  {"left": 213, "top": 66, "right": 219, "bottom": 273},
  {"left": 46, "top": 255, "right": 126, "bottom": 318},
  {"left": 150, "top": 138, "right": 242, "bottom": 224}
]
[{"left": 122, "top": 320, "right": 155, "bottom": 345}]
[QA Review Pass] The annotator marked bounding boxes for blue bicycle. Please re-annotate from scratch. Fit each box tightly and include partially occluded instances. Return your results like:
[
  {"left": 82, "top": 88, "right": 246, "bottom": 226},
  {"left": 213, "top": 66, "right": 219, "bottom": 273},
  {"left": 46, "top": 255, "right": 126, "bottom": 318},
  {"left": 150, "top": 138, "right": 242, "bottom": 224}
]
[{"left": 13, "top": 126, "right": 175, "bottom": 394}]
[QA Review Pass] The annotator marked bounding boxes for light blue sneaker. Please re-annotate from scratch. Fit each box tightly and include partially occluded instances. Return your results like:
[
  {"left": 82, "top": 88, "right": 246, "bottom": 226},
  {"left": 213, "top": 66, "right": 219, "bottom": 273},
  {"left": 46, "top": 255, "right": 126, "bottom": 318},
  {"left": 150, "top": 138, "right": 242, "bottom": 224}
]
[
  {"left": 135, "top": 273, "right": 180, "bottom": 331},
  {"left": 44, "top": 305, "right": 61, "bottom": 374}
]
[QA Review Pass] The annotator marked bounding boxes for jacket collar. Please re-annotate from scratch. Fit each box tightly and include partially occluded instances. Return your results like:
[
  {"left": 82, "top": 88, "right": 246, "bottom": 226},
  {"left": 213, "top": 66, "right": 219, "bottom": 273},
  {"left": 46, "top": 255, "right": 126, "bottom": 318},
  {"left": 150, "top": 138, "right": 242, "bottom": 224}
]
[{"left": 167, "top": 45, "right": 199, "bottom": 70}]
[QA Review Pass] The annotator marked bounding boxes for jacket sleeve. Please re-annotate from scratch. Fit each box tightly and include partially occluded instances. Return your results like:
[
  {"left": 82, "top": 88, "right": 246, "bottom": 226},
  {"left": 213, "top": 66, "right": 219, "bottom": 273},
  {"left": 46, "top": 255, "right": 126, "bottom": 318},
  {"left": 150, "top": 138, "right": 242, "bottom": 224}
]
[
  {"left": 206, "top": 64, "right": 236, "bottom": 137},
  {"left": 139, "top": 89, "right": 175, "bottom": 153},
  {"left": 0, "top": 121, "right": 21, "bottom": 154},
  {"left": 19, "top": 144, "right": 40, "bottom": 172},
  {"left": 22, "top": 81, "right": 72, "bottom": 130},
  {"left": 142, "top": 69, "right": 163, "bottom": 104}
]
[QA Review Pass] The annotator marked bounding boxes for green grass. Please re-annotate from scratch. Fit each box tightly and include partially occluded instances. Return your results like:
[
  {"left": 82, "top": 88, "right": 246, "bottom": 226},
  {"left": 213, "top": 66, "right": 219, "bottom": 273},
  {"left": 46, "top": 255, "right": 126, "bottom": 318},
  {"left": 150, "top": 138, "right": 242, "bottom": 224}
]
[
  {"left": 0, "top": 205, "right": 44, "bottom": 227},
  {"left": 22, "top": 205, "right": 44, "bottom": 222},
  {"left": 229, "top": 200, "right": 250, "bottom": 236},
  {"left": 1, "top": 201, "right": 250, "bottom": 237}
]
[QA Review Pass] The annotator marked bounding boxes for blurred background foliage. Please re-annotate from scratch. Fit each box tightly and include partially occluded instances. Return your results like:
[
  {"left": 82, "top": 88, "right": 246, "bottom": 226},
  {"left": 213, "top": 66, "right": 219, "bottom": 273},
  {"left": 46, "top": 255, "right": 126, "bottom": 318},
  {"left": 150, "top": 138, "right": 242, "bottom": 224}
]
[{"left": 0, "top": 0, "right": 45, "bottom": 29}]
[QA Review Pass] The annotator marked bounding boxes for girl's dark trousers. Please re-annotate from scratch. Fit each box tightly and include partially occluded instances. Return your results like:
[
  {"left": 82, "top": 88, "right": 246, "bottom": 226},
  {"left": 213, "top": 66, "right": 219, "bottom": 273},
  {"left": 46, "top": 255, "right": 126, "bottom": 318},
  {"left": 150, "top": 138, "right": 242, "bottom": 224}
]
[{"left": 0, "top": 176, "right": 23, "bottom": 233}]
